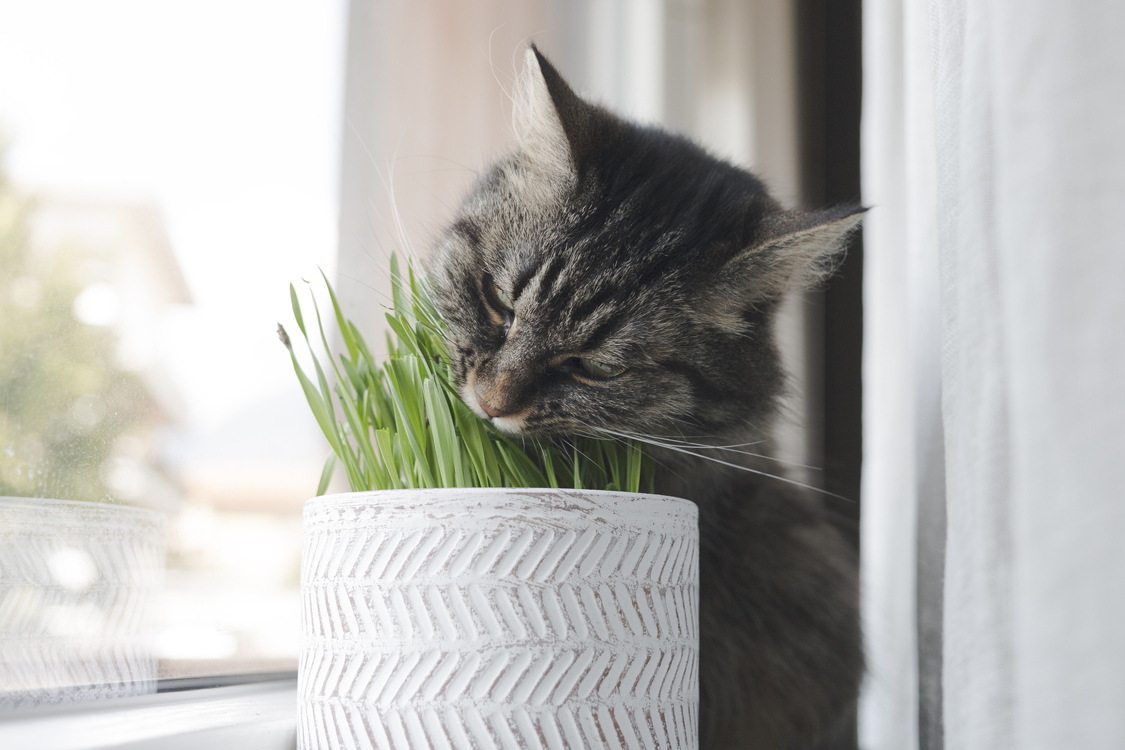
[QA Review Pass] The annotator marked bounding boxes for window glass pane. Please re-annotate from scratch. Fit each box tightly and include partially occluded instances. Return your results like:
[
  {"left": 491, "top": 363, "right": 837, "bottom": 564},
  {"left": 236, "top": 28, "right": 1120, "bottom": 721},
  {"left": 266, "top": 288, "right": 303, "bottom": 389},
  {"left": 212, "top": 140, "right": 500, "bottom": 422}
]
[{"left": 0, "top": 0, "right": 346, "bottom": 700}]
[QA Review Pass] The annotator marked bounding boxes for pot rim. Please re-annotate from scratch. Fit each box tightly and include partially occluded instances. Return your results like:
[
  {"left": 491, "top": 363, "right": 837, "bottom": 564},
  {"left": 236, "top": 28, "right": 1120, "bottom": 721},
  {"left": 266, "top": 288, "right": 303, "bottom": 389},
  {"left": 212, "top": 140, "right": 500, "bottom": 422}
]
[
  {"left": 308, "top": 486, "right": 694, "bottom": 508},
  {"left": 304, "top": 487, "right": 698, "bottom": 526}
]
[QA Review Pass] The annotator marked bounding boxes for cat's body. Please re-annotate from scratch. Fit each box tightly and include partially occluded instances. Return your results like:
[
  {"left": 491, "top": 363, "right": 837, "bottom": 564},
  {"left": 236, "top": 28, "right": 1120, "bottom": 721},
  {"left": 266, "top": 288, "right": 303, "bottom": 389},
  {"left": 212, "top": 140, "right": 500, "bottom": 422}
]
[{"left": 429, "top": 47, "right": 862, "bottom": 750}]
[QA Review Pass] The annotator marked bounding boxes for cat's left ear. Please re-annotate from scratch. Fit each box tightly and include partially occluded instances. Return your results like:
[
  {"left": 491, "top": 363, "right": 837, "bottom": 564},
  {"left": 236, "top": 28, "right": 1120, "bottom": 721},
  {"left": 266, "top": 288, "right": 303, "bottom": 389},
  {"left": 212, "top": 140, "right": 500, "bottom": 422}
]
[
  {"left": 713, "top": 205, "right": 867, "bottom": 309},
  {"left": 512, "top": 45, "right": 602, "bottom": 182}
]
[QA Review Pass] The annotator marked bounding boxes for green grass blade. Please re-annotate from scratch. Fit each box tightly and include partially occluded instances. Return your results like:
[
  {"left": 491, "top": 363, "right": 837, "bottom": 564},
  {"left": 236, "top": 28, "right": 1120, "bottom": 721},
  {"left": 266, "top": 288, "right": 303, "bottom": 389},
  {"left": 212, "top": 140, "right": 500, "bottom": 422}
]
[
  {"left": 573, "top": 442, "right": 583, "bottom": 490},
  {"left": 604, "top": 439, "right": 624, "bottom": 490},
  {"left": 340, "top": 353, "right": 365, "bottom": 394},
  {"left": 627, "top": 439, "right": 643, "bottom": 493},
  {"left": 286, "top": 347, "right": 340, "bottom": 455},
  {"left": 310, "top": 289, "right": 346, "bottom": 384},
  {"left": 392, "top": 431, "right": 417, "bottom": 489},
  {"left": 308, "top": 346, "right": 338, "bottom": 434},
  {"left": 385, "top": 312, "right": 426, "bottom": 368},
  {"left": 423, "top": 378, "right": 456, "bottom": 487},
  {"left": 333, "top": 420, "right": 365, "bottom": 489},
  {"left": 383, "top": 359, "right": 436, "bottom": 487},
  {"left": 336, "top": 382, "right": 382, "bottom": 489},
  {"left": 495, "top": 441, "right": 547, "bottom": 487},
  {"left": 369, "top": 374, "right": 396, "bottom": 432},
  {"left": 390, "top": 253, "right": 410, "bottom": 317},
  {"left": 541, "top": 446, "right": 559, "bottom": 489},
  {"left": 321, "top": 268, "right": 358, "bottom": 362},
  {"left": 316, "top": 452, "right": 337, "bottom": 496},
  {"left": 453, "top": 406, "right": 489, "bottom": 486},
  {"left": 374, "top": 428, "right": 401, "bottom": 489},
  {"left": 350, "top": 322, "right": 376, "bottom": 368},
  {"left": 289, "top": 284, "right": 308, "bottom": 338}
]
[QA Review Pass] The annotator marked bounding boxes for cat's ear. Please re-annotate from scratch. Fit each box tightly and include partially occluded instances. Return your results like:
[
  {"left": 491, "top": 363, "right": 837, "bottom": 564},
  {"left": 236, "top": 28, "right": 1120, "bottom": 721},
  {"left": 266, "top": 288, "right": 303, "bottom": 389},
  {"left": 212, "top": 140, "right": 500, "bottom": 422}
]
[
  {"left": 513, "top": 45, "right": 598, "bottom": 180},
  {"left": 711, "top": 205, "right": 866, "bottom": 312}
]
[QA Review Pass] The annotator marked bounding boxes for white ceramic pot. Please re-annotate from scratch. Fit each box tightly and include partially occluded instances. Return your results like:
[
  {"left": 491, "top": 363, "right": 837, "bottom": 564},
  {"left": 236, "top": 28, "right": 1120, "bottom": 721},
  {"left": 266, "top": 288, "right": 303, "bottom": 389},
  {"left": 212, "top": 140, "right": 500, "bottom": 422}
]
[
  {"left": 0, "top": 498, "right": 165, "bottom": 706},
  {"left": 299, "top": 488, "right": 699, "bottom": 750}
]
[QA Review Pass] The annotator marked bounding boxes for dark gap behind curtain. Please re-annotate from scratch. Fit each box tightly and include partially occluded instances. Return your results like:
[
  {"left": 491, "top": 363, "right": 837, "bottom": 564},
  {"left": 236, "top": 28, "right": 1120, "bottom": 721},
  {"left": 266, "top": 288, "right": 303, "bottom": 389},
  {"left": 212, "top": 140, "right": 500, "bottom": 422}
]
[{"left": 797, "top": 1, "right": 864, "bottom": 749}]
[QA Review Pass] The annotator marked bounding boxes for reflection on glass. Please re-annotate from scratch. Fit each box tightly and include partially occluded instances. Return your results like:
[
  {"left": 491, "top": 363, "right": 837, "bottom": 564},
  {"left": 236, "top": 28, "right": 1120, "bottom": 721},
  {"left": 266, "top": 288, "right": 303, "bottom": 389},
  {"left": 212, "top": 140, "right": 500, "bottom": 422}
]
[
  {"left": 0, "top": 498, "right": 165, "bottom": 705},
  {"left": 0, "top": 0, "right": 343, "bottom": 693}
]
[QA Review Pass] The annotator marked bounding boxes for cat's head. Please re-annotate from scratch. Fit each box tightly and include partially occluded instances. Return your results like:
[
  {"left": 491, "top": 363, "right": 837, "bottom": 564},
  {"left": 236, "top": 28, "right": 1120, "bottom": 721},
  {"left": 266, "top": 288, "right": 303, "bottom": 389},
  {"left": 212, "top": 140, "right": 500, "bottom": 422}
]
[{"left": 429, "top": 47, "right": 862, "bottom": 440}]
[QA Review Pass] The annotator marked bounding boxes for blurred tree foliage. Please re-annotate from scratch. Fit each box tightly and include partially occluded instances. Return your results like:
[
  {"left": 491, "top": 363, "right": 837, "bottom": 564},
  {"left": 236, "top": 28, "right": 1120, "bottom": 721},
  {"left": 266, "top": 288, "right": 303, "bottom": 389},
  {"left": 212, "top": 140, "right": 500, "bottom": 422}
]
[{"left": 0, "top": 146, "right": 154, "bottom": 502}]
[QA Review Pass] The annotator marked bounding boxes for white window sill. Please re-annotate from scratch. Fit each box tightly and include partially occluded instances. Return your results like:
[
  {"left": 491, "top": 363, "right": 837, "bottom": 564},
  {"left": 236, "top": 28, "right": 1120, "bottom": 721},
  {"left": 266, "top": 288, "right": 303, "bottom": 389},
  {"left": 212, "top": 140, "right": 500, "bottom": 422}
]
[{"left": 0, "top": 678, "right": 297, "bottom": 750}]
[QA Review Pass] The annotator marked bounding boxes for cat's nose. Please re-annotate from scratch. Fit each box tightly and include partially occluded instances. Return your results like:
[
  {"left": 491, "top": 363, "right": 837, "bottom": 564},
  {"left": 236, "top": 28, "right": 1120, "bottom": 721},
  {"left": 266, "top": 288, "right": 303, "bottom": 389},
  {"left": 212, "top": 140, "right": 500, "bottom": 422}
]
[{"left": 475, "top": 387, "right": 511, "bottom": 418}]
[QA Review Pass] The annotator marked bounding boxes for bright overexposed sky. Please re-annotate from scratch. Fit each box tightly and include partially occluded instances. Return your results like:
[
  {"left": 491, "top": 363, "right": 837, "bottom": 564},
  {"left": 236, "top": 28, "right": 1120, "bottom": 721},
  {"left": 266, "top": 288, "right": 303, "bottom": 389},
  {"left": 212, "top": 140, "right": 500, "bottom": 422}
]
[{"left": 0, "top": 0, "right": 347, "bottom": 435}]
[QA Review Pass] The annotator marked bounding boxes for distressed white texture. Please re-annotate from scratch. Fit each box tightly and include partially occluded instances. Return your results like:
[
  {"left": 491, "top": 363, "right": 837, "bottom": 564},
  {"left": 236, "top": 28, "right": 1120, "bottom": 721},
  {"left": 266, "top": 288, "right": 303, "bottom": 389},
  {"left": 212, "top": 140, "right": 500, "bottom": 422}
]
[{"left": 299, "top": 489, "right": 699, "bottom": 750}]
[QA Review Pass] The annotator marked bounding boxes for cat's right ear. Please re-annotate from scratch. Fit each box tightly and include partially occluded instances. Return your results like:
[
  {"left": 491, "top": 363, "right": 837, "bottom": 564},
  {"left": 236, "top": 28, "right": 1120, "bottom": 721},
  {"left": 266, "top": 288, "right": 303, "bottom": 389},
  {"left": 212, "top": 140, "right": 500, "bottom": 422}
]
[{"left": 513, "top": 46, "right": 598, "bottom": 182}]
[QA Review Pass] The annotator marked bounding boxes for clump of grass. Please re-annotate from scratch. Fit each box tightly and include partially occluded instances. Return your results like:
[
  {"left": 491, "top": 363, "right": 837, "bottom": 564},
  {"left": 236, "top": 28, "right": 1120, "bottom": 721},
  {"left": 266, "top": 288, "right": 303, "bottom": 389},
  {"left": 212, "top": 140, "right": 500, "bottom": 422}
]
[{"left": 279, "top": 255, "right": 654, "bottom": 496}]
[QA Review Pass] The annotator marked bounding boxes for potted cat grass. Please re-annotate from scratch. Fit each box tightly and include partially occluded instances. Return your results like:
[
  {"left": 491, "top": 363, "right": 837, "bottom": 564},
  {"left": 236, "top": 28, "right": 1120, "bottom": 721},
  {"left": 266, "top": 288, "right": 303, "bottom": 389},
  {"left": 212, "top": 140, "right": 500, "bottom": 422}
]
[{"left": 281, "top": 256, "right": 699, "bottom": 750}]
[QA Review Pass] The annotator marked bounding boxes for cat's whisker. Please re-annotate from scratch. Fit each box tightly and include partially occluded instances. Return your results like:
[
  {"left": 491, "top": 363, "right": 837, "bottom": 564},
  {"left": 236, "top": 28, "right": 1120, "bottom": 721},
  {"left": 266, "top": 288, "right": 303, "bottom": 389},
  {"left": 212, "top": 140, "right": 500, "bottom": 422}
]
[
  {"left": 569, "top": 431, "right": 681, "bottom": 480},
  {"left": 628, "top": 424, "right": 764, "bottom": 443},
  {"left": 346, "top": 156, "right": 454, "bottom": 335},
  {"left": 587, "top": 425, "right": 850, "bottom": 502},
  {"left": 350, "top": 224, "right": 391, "bottom": 271},
  {"left": 339, "top": 123, "right": 418, "bottom": 281},
  {"left": 384, "top": 153, "right": 484, "bottom": 175},
  {"left": 614, "top": 429, "right": 768, "bottom": 450},
  {"left": 379, "top": 150, "right": 419, "bottom": 261},
  {"left": 334, "top": 270, "right": 395, "bottom": 308},
  {"left": 339, "top": 231, "right": 413, "bottom": 319},
  {"left": 347, "top": 223, "right": 402, "bottom": 288},
  {"left": 484, "top": 25, "right": 516, "bottom": 107},
  {"left": 345, "top": 115, "right": 382, "bottom": 173},
  {"left": 353, "top": 143, "right": 421, "bottom": 272},
  {"left": 359, "top": 200, "right": 398, "bottom": 261},
  {"left": 598, "top": 426, "right": 822, "bottom": 471}
]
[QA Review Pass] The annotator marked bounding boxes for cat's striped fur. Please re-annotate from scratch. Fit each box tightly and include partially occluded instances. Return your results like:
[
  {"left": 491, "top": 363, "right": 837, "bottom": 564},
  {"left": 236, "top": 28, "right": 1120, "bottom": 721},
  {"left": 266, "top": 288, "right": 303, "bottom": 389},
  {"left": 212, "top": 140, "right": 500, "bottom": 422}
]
[{"left": 429, "top": 47, "right": 864, "bottom": 750}]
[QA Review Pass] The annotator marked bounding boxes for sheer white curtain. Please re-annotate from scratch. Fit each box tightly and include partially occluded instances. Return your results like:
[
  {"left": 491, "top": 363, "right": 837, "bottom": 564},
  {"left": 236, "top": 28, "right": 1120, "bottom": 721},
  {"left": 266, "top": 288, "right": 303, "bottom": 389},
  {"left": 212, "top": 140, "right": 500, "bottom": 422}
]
[{"left": 861, "top": 1, "right": 1125, "bottom": 748}]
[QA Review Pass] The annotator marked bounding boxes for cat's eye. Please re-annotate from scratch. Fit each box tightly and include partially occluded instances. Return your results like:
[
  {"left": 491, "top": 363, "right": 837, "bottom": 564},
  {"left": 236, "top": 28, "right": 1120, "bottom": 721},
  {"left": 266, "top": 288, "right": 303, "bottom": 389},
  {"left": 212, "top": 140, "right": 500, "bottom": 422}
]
[
  {"left": 482, "top": 273, "right": 515, "bottom": 324},
  {"left": 492, "top": 283, "right": 515, "bottom": 313},
  {"left": 577, "top": 357, "right": 626, "bottom": 379}
]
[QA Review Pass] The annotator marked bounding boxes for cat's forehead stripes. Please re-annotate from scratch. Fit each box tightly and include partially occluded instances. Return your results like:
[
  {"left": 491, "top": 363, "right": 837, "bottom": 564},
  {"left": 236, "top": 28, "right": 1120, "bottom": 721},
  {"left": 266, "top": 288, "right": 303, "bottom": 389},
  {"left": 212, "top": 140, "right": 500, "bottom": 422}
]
[
  {"left": 501, "top": 239, "right": 660, "bottom": 350},
  {"left": 509, "top": 260, "right": 538, "bottom": 301}
]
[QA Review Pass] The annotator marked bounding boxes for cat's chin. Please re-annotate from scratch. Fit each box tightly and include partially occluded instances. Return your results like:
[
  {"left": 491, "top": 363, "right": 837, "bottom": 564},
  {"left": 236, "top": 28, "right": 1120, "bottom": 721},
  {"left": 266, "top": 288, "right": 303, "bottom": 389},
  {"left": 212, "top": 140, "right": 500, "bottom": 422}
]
[{"left": 488, "top": 415, "right": 528, "bottom": 435}]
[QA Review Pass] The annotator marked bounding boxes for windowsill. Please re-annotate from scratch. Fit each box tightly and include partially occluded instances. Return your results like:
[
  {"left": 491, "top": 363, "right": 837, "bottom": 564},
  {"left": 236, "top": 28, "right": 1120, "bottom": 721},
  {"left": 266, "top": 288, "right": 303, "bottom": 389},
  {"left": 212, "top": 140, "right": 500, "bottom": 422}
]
[{"left": 0, "top": 676, "right": 297, "bottom": 750}]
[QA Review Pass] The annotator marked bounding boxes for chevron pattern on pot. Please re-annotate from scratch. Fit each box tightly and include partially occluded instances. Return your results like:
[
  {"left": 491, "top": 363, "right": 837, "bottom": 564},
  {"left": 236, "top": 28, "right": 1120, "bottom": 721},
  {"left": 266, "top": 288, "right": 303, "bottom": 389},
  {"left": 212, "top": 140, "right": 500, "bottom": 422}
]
[
  {"left": 0, "top": 499, "right": 165, "bottom": 706},
  {"left": 300, "top": 489, "right": 699, "bottom": 750}
]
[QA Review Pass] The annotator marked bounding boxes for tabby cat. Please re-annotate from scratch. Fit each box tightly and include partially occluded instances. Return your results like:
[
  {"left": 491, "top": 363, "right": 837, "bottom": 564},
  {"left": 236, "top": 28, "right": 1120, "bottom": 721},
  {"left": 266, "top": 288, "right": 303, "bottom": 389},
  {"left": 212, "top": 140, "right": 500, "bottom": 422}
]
[{"left": 429, "top": 47, "right": 863, "bottom": 750}]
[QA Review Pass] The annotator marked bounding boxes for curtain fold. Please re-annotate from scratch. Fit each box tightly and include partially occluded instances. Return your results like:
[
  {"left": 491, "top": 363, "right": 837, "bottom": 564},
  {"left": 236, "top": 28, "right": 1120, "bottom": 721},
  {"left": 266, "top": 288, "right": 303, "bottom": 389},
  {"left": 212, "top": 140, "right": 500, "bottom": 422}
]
[
  {"left": 862, "top": 0, "right": 1125, "bottom": 747},
  {"left": 859, "top": 0, "right": 919, "bottom": 747},
  {"left": 930, "top": 3, "right": 1014, "bottom": 749}
]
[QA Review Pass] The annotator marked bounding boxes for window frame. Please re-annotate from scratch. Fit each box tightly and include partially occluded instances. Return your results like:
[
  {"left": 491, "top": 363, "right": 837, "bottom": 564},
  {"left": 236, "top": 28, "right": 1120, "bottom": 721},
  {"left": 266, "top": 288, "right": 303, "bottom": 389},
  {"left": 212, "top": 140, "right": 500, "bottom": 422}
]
[{"left": 0, "top": 677, "right": 297, "bottom": 750}]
